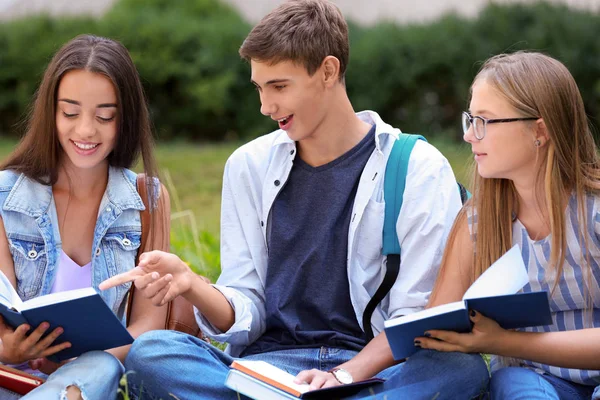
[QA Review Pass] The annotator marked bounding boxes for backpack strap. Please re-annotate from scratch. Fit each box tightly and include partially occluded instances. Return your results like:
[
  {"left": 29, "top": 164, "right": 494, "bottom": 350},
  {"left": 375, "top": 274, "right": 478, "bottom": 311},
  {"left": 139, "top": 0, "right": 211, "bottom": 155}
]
[{"left": 362, "top": 133, "right": 425, "bottom": 342}]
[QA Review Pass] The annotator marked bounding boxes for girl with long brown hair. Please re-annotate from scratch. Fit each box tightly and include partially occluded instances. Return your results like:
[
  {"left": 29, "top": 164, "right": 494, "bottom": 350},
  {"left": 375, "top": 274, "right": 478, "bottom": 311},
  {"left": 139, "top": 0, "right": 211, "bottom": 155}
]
[
  {"left": 417, "top": 51, "right": 600, "bottom": 399},
  {"left": 0, "top": 34, "right": 169, "bottom": 399}
]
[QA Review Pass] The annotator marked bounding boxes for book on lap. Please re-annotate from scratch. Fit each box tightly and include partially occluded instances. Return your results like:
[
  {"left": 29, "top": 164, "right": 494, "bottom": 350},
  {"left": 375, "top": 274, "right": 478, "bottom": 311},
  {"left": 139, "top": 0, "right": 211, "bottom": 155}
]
[
  {"left": 0, "top": 364, "right": 44, "bottom": 395},
  {"left": 384, "top": 245, "right": 553, "bottom": 360},
  {"left": 225, "top": 359, "right": 384, "bottom": 400},
  {"left": 0, "top": 271, "right": 133, "bottom": 363}
]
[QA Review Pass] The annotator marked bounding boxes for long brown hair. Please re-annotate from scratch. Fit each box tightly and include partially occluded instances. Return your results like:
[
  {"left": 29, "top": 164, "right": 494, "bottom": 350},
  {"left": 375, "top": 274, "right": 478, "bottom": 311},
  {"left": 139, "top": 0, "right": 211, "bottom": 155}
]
[
  {"left": 446, "top": 52, "right": 600, "bottom": 291},
  {"left": 1, "top": 34, "right": 159, "bottom": 207}
]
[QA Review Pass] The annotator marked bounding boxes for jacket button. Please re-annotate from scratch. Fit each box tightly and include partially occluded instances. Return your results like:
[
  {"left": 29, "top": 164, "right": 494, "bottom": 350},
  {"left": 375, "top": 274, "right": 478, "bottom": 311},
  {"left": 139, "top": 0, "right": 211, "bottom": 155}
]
[
  {"left": 27, "top": 250, "right": 38, "bottom": 259},
  {"left": 95, "top": 248, "right": 101, "bottom": 256},
  {"left": 274, "top": 180, "right": 280, "bottom": 186},
  {"left": 106, "top": 207, "right": 112, "bottom": 213},
  {"left": 123, "top": 238, "right": 132, "bottom": 246},
  {"left": 290, "top": 150, "right": 295, "bottom": 155}
]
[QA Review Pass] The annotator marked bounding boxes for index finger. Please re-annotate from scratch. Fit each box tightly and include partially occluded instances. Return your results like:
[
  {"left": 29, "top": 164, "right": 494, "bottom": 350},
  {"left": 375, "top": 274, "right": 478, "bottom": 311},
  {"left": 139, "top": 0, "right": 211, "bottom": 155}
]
[{"left": 99, "top": 267, "right": 146, "bottom": 290}]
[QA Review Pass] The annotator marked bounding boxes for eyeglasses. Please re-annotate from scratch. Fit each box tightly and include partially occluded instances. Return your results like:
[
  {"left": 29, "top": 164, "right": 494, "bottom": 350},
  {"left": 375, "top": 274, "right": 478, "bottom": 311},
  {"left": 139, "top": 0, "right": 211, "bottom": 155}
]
[{"left": 462, "top": 112, "right": 539, "bottom": 140}]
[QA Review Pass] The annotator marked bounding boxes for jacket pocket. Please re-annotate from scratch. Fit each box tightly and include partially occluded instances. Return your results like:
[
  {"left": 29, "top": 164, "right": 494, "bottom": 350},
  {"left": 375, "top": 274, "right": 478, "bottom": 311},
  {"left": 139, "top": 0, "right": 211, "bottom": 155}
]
[
  {"left": 356, "top": 199, "right": 385, "bottom": 262},
  {"left": 8, "top": 235, "right": 47, "bottom": 300},
  {"left": 101, "top": 232, "right": 141, "bottom": 307}
]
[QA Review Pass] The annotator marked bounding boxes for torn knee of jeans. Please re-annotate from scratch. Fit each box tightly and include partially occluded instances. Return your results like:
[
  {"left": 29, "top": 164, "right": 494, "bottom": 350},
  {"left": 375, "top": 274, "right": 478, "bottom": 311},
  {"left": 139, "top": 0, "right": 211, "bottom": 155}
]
[{"left": 59, "top": 382, "right": 88, "bottom": 400}]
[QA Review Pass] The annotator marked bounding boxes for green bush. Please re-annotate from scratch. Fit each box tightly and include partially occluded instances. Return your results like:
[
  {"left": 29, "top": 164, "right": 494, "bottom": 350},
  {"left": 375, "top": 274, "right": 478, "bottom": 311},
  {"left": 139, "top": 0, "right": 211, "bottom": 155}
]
[{"left": 0, "top": 1, "right": 599, "bottom": 141}]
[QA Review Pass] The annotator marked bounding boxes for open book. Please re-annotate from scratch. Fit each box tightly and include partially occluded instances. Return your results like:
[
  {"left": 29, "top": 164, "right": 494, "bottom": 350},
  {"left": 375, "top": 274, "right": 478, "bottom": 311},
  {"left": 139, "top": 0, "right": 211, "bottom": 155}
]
[
  {"left": 0, "top": 271, "right": 133, "bottom": 362},
  {"left": 0, "top": 364, "right": 44, "bottom": 395},
  {"left": 384, "top": 245, "right": 553, "bottom": 360},
  {"left": 225, "top": 360, "right": 384, "bottom": 400}
]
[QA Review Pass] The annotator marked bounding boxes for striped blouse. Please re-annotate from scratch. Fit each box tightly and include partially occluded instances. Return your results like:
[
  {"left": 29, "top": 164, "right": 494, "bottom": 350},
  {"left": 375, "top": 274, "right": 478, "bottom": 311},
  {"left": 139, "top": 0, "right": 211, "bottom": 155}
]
[{"left": 469, "top": 193, "right": 600, "bottom": 386}]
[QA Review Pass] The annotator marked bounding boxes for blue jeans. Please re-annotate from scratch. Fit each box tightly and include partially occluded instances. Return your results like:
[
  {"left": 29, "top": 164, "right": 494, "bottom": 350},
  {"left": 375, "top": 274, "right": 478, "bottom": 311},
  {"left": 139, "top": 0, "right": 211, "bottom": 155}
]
[
  {"left": 124, "top": 330, "right": 489, "bottom": 400},
  {"left": 0, "top": 351, "right": 124, "bottom": 400},
  {"left": 491, "top": 367, "right": 600, "bottom": 400}
]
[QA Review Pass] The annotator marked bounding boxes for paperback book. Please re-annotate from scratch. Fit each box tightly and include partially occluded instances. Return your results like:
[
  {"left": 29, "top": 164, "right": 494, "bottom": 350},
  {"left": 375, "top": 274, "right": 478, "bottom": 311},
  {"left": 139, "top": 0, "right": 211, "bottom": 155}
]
[
  {"left": 384, "top": 245, "right": 553, "bottom": 360},
  {"left": 225, "top": 359, "right": 384, "bottom": 400},
  {"left": 0, "top": 271, "right": 133, "bottom": 362}
]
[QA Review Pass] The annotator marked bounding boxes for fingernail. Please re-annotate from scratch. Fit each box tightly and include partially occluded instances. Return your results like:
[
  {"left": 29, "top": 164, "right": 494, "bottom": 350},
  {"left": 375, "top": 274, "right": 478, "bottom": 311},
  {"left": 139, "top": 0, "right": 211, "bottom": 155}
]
[
  {"left": 424, "top": 332, "right": 431, "bottom": 337},
  {"left": 152, "top": 272, "right": 159, "bottom": 280},
  {"left": 470, "top": 310, "right": 476, "bottom": 317},
  {"left": 414, "top": 340, "right": 421, "bottom": 347}
]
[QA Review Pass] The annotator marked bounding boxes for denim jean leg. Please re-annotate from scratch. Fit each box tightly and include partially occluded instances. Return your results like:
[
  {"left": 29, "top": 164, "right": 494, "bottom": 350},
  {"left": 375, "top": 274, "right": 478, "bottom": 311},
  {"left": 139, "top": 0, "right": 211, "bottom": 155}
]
[
  {"left": 492, "top": 367, "right": 596, "bottom": 400},
  {"left": 22, "top": 351, "right": 124, "bottom": 400},
  {"left": 0, "top": 386, "right": 22, "bottom": 400},
  {"left": 490, "top": 367, "right": 560, "bottom": 400},
  {"left": 124, "top": 330, "right": 245, "bottom": 400},
  {"left": 242, "top": 347, "right": 358, "bottom": 377},
  {"left": 347, "top": 350, "right": 489, "bottom": 400}
]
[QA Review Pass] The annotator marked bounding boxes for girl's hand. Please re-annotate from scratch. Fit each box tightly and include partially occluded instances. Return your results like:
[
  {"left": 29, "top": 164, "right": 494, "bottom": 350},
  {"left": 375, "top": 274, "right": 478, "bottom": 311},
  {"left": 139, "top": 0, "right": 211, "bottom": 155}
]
[
  {"left": 0, "top": 316, "right": 71, "bottom": 365},
  {"left": 29, "top": 357, "right": 69, "bottom": 375},
  {"left": 415, "top": 310, "right": 507, "bottom": 354}
]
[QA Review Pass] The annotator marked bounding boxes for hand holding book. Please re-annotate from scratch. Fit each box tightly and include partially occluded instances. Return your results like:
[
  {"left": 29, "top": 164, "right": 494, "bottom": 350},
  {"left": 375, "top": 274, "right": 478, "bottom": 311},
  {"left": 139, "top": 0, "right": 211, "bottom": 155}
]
[
  {"left": 384, "top": 245, "right": 552, "bottom": 360},
  {"left": 0, "top": 271, "right": 133, "bottom": 363}
]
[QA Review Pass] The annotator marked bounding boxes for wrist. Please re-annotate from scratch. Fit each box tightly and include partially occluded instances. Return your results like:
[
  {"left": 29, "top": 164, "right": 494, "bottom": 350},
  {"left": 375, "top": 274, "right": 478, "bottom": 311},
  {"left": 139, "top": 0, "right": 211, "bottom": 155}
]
[{"left": 328, "top": 367, "right": 354, "bottom": 384}]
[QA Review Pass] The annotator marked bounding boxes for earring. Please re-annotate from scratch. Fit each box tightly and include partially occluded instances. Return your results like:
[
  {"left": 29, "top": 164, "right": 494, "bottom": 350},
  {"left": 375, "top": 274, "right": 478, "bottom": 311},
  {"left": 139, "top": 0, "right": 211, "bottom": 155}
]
[{"left": 534, "top": 139, "right": 541, "bottom": 147}]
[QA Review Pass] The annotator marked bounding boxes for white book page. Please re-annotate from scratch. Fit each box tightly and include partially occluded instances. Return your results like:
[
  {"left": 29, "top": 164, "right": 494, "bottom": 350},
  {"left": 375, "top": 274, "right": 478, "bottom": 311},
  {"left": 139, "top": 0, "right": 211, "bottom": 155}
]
[
  {"left": 0, "top": 270, "right": 22, "bottom": 310},
  {"left": 384, "top": 301, "right": 466, "bottom": 328},
  {"left": 234, "top": 360, "right": 310, "bottom": 394},
  {"left": 20, "top": 287, "right": 96, "bottom": 311},
  {"left": 463, "top": 245, "right": 528, "bottom": 300}
]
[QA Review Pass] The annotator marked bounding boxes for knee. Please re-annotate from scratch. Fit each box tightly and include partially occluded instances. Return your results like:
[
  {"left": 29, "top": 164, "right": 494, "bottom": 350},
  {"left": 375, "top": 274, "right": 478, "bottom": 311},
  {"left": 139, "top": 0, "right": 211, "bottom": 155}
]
[
  {"left": 125, "top": 330, "right": 201, "bottom": 372},
  {"left": 77, "top": 351, "right": 124, "bottom": 377},
  {"left": 490, "top": 367, "right": 530, "bottom": 398}
]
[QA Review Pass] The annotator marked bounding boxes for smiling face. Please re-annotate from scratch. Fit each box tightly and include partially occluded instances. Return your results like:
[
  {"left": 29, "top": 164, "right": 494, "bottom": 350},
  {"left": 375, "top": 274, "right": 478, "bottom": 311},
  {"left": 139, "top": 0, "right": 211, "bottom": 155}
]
[
  {"left": 465, "top": 79, "right": 542, "bottom": 182},
  {"left": 251, "top": 59, "right": 331, "bottom": 142},
  {"left": 55, "top": 69, "right": 118, "bottom": 173}
]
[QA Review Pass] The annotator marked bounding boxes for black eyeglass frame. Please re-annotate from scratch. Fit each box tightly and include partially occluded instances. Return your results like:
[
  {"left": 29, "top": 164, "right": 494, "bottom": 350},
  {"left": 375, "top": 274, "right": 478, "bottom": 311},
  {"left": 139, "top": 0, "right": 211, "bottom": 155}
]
[{"left": 462, "top": 111, "right": 539, "bottom": 140}]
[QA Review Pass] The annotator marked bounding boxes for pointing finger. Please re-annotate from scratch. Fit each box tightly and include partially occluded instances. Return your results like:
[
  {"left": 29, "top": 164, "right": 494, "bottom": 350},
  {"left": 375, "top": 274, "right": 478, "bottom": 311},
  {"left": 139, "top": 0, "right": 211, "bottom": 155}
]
[{"left": 99, "top": 267, "right": 146, "bottom": 290}]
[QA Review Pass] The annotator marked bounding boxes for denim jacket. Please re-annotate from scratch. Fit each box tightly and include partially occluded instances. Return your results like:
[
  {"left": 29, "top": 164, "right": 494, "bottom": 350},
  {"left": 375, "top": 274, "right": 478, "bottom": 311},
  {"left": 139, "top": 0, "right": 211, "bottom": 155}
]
[{"left": 0, "top": 166, "right": 145, "bottom": 322}]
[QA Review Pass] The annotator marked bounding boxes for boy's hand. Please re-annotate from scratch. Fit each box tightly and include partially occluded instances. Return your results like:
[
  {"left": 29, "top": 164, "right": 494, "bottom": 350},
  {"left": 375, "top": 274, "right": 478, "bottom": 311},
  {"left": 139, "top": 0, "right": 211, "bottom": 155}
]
[
  {"left": 0, "top": 316, "right": 71, "bottom": 365},
  {"left": 99, "top": 250, "right": 194, "bottom": 306},
  {"left": 294, "top": 369, "right": 342, "bottom": 390}
]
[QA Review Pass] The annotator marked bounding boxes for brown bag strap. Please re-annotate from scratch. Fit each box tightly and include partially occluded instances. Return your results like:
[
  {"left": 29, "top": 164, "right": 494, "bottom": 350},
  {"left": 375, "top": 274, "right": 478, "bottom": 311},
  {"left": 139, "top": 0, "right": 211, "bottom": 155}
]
[{"left": 126, "top": 174, "right": 165, "bottom": 325}]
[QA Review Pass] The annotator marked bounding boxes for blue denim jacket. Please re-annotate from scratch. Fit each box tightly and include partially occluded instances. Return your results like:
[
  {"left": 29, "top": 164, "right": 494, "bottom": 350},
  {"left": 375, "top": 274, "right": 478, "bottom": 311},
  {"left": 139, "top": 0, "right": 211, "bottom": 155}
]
[{"left": 0, "top": 167, "right": 144, "bottom": 322}]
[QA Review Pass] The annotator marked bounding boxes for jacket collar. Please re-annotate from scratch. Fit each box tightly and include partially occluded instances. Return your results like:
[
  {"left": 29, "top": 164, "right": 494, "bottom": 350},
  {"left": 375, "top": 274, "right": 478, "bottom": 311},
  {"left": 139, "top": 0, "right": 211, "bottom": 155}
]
[{"left": 3, "top": 166, "right": 144, "bottom": 217}]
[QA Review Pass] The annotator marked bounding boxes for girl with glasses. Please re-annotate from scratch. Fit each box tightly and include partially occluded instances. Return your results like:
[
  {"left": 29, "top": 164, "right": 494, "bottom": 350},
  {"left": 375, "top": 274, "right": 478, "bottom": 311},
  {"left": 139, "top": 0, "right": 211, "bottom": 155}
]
[{"left": 418, "top": 51, "right": 600, "bottom": 399}]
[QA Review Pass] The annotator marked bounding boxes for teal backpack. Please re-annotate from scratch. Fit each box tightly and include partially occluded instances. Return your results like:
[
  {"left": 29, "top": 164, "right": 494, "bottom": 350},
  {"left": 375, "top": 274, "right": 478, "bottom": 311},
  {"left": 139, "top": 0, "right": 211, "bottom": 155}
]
[{"left": 362, "top": 134, "right": 471, "bottom": 341}]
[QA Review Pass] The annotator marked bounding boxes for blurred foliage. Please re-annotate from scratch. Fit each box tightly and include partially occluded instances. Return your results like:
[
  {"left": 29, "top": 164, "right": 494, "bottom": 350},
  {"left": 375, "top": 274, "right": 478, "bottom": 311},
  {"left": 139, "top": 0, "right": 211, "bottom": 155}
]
[{"left": 0, "top": 1, "right": 599, "bottom": 141}]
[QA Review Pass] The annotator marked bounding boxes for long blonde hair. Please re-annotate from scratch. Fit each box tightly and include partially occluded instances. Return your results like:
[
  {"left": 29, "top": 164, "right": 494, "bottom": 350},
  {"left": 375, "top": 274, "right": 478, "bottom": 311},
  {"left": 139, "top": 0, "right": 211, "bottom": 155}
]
[{"left": 448, "top": 52, "right": 600, "bottom": 291}]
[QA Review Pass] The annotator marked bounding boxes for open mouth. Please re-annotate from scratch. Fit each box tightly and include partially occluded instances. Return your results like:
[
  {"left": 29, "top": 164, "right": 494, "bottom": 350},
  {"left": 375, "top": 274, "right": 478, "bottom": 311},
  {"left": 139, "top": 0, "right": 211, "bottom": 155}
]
[
  {"left": 276, "top": 115, "right": 293, "bottom": 130},
  {"left": 72, "top": 141, "right": 100, "bottom": 150}
]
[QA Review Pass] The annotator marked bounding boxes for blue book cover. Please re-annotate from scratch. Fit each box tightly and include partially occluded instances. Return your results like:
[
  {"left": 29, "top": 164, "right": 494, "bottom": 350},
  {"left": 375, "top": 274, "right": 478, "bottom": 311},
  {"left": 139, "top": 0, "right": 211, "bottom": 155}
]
[
  {"left": 0, "top": 273, "right": 133, "bottom": 362},
  {"left": 384, "top": 245, "right": 553, "bottom": 361}
]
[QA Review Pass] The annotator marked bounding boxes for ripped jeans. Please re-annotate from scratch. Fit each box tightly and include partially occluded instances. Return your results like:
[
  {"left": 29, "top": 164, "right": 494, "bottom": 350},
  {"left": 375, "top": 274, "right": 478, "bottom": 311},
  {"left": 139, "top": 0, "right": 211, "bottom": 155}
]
[{"left": 0, "top": 351, "right": 124, "bottom": 400}]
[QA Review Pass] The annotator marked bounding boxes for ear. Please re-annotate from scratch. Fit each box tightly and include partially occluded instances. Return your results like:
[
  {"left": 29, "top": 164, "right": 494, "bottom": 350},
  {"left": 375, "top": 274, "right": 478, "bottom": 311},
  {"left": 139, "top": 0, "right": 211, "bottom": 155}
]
[
  {"left": 320, "top": 56, "right": 341, "bottom": 87},
  {"left": 534, "top": 118, "right": 550, "bottom": 147}
]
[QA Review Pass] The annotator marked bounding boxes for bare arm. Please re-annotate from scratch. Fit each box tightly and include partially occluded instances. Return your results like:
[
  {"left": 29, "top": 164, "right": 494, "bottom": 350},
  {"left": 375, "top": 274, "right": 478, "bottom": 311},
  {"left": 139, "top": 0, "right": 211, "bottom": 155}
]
[{"left": 427, "top": 210, "right": 473, "bottom": 308}]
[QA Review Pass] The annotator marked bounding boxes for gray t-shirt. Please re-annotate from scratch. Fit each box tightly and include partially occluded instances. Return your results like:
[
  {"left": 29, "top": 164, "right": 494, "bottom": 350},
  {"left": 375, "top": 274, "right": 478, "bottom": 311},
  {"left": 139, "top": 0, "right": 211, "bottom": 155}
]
[{"left": 243, "top": 126, "right": 376, "bottom": 356}]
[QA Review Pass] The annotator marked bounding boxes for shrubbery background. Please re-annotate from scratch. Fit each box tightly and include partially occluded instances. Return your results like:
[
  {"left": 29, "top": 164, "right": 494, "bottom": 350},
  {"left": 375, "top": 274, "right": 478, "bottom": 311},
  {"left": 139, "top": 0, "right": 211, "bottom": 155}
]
[{"left": 1, "top": 0, "right": 599, "bottom": 142}]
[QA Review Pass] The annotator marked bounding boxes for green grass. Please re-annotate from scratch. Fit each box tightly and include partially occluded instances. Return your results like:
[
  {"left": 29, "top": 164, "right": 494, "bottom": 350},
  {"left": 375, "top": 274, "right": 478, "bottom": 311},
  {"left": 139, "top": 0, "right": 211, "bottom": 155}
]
[{"left": 0, "top": 136, "right": 473, "bottom": 278}]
